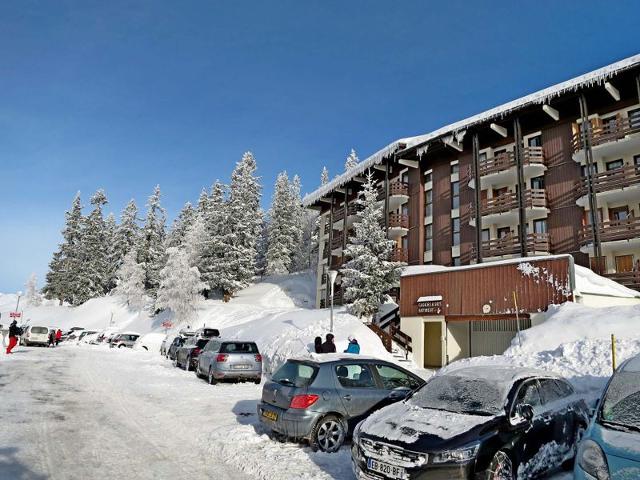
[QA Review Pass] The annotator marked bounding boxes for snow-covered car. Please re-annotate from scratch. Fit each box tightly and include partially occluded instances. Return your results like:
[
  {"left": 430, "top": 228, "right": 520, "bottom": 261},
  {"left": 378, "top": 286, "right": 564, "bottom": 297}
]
[
  {"left": 258, "top": 355, "right": 425, "bottom": 452},
  {"left": 575, "top": 353, "right": 640, "bottom": 480},
  {"left": 196, "top": 340, "right": 262, "bottom": 385},
  {"left": 352, "top": 366, "right": 589, "bottom": 480},
  {"left": 109, "top": 333, "right": 140, "bottom": 349},
  {"left": 21, "top": 326, "right": 51, "bottom": 346},
  {"left": 174, "top": 337, "right": 210, "bottom": 371},
  {"left": 160, "top": 334, "right": 177, "bottom": 356},
  {"left": 63, "top": 327, "right": 85, "bottom": 341},
  {"left": 193, "top": 327, "right": 220, "bottom": 340},
  {"left": 77, "top": 330, "right": 99, "bottom": 343},
  {"left": 133, "top": 333, "right": 165, "bottom": 352}
]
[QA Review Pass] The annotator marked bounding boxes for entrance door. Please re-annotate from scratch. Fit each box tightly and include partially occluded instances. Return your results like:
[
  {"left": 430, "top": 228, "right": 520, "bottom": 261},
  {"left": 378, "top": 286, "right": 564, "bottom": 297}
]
[
  {"left": 423, "top": 322, "right": 442, "bottom": 368},
  {"left": 615, "top": 255, "right": 634, "bottom": 273}
]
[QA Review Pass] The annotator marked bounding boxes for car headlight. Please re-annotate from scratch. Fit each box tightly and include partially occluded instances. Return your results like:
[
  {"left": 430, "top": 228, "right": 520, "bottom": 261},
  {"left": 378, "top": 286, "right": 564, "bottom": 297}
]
[
  {"left": 577, "top": 439, "right": 609, "bottom": 480},
  {"left": 431, "top": 443, "right": 480, "bottom": 464}
]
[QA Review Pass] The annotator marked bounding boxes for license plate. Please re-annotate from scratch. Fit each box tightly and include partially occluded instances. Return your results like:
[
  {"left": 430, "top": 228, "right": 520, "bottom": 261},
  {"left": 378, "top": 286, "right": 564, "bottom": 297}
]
[
  {"left": 366, "top": 458, "right": 405, "bottom": 479},
  {"left": 261, "top": 409, "right": 278, "bottom": 421},
  {"left": 232, "top": 364, "right": 250, "bottom": 370}
]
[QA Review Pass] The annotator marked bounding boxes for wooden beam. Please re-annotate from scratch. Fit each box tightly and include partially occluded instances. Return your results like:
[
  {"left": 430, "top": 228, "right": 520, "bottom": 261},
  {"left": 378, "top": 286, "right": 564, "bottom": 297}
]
[
  {"left": 352, "top": 176, "right": 366, "bottom": 183},
  {"left": 513, "top": 117, "right": 527, "bottom": 258},
  {"left": 490, "top": 123, "right": 508, "bottom": 137},
  {"left": 604, "top": 81, "right": 620, "bottom": 101},
  {"left": 472, "top": 133, "right": 482, "bottom": 264},
  {"left": 443, "top": 139, "right": 463, "bottom": 152},
  {"left": 542, "top": 104, "right": 559, "bottom": 121},
  {"left": 398, "top": 158, "right": 419, "bottom": 168}
]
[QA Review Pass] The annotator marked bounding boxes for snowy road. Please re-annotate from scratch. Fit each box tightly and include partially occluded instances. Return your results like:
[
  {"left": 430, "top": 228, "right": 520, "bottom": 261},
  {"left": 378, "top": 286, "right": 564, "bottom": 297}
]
[{"left": 0, "top": 345, "right": 571, "bottom": 480}]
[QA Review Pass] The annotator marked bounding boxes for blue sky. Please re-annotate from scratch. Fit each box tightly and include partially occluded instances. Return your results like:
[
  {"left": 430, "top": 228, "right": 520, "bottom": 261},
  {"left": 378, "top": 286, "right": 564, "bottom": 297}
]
[{"left": 1, "top": 0, "right": 639, "bottom": 293}]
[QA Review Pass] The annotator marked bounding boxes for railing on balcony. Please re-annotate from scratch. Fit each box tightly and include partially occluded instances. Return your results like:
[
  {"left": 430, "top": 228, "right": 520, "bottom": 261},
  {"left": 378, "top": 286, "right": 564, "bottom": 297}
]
[
  {"left": 330, "top": 256, "right": 344, "bottom": 269},
  {"left": 575, "top": 164, "right": 640, "bottom": 197},
  {"left": 333, "top": 203, "right": 362, "bottom": 223},
  {"left": 388, "top": 213, "right": 409, "bottom": 229},
  {"left": 331, "top": 233, "right": 344, "bottom": 250},
  {"left": 604, "top": 271, "right": 640, "bottom": 292},
  {"left": 322, "top": 243, "right": 330, "bottom": 259},
  {"left": 475, "top": 189, "right": 547, "bottom": 217},
  {"left": 572, "top": 112, "right": 640, "bottom": 153},
  {"left": 464, "top": 146, "right": 545, "bottom": 182},
  {"left": 471, "top": 233, "right": 550, "bottom": 258},
  {"left": 390, "top": 248, "right": 408, "bottom": 263},
  {"left": 580, "top": 217, "right": 640, "bottom": 245},
  {"left": 377, "top": 180, "right": 409, "bottom": 200}
]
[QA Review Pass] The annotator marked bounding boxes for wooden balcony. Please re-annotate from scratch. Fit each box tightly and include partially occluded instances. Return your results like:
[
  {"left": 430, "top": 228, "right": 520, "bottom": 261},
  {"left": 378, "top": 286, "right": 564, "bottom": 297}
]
[
  {"left": 390, "top": 248, "right": 408, "bottom": 263},
  {"left": 388, "top": 213, "right": 409, "bottom": 229},
  {"left": 322, "top": 243, "right": 330, "bottom": 259},
  {"left": 330, "top": 233, "right": 344, "bottom": 250},
  {"left": 604, "top": 271, "right": 640, "bottom": 292},
  {"left": 477, "top": 189, "right": 547, "bottom": 217},
  {"left": 480, "top": 147, "right": 544, "bottom": 177},
  {"left": 572, "top": 113, "right": 640, "bottom": 153},
  {"left": 333, "top": 203, "right": 362, "bottom": 223},
  {"left": 580, "top": 217, "right": 640, "bottom": 246},
  {"left": 472, "top": 233, "right": 550, "bottom": 258},
  {"left": 377, "top": 181, "right": 409, "bottom": 200},
  {"left": 575, "top": 164, "right": 640, "bottom": 197}
]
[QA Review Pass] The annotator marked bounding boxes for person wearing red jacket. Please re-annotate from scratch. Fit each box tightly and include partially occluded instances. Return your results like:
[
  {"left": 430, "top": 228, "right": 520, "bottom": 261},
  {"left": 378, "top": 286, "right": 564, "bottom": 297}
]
[
  {"left": 6, "top": 320, "right": 19, "bottom": 354},
  {"left": 55, "top": 329, "right": 62, "bottom": 346}
]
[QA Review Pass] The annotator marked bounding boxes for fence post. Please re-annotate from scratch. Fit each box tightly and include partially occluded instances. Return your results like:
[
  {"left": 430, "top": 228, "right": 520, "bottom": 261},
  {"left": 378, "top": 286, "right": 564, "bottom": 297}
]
[{"left": 611, "top": 334, "right": 617, "bottom": 373}]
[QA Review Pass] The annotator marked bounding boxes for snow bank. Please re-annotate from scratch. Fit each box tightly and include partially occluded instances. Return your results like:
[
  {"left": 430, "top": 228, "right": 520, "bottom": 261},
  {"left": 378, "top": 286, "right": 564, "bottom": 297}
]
[{"left": 574, "top": 265, "right": 640, "bottom": 298}]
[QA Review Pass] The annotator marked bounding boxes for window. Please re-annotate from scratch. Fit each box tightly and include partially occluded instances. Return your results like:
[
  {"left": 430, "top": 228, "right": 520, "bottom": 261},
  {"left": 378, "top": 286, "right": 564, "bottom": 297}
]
[
  {"left": 374, "top": 364, "right": 421, "bottom": 390},
  {"left": 401, "top": 172, "right": 409, "bottom": 184},
  {"left": 494, "top": 186, "right": 509, "bottom": 198},
  {"left": 424, "top": 189, "right": 433, "bottom": 218},
  {"left": 424, "top": 169, "right": 433, "bottom": 184},
  {"left": 533, "top": 219, "right": 547, "bottom": 234},
  {"left": 481, "top": 229, "right": 490, "bottom": 242},
  {"left": 425, "top": 224, "right": 433, "bottom": 251},
  {"left": 539, "top": 378, "right": 572, "bottom": 404},
  {"left": 606, "top": 159, "right": 624, "bottom": 171},
  {"left": 530, "top": 176, "right": 545, "bottom": 190},
  {"left": 273, "top": 361, "right": 318, "bottom": 388},
  {"left": 527, "top": 135, "right": 542, "bottom": 148},
  {"left": 220, "top": 342, "right": 258, "bottom": 353},
  {"left": 452, "top": 256, "right": 461, "bottom": 266},
  {"left": 628, "top": 108, "right": 640, "bottom": 128},
  {"left": 634, "top": 154, "right": 640, "bottom": 166},
  {"left": 581, "top": 164, "right": 598, "bottom": 177},
  {"left": 497, "top": 227, "right": 511, "bottom": 239},
  {"left": 494, "top": 149, "right": 507, "bottom": 158},
  {"left": 602, "top": 116, "right": 618, "bottom": 130},
  {"left": 452, "top": 218, "right": 461, "bottom": 246},
  {"left": 335, "top": 364, "right": 376, "bottom": 388},
  {"left": 590, "top": 256, "right": 607, "bottom": 273},
  {"left": 511, "top": 380, "right": 543, "bottom": 418},
  {"left": 451, "top": 162, "right": 459, "bottom": 175},
  {"left": 610, "top": 206, "right": 629, "bottom": 221},
  {"left": 583, "top": 209, "right": 603, "bottom": 225},
  {"left": 451, "top": 181, "right": 460, "bottom": 210},
  {"left": 478, "top": 152, "right": 487, "bottom": 165}
]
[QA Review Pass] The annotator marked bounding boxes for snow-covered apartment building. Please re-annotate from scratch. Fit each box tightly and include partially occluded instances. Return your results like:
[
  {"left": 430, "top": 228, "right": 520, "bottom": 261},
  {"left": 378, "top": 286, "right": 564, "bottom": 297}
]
[{"left": 304, "top": 54, "right": 640, "bottom": 367}]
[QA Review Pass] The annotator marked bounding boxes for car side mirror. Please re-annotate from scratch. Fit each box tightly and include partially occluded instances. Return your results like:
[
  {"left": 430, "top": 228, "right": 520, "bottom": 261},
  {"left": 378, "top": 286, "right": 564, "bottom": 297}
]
[
  {"left": 389, "top": 387, "right": 411, "bottom": 400},
  {"left": 515, "top": 404, "right": 534, "bottom": 423}
]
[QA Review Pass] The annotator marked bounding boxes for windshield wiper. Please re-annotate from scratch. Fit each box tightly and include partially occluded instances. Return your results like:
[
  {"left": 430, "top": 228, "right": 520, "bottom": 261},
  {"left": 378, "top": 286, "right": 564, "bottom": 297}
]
[{"left": 600, "top": 419, "right": 640, "bottom": 433}]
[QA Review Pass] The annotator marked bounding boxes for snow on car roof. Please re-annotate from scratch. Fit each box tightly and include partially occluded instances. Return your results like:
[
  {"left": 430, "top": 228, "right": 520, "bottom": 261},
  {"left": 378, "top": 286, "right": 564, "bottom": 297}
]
[{"left": 441, "top": 365, "right": 562, "bottom": 384}]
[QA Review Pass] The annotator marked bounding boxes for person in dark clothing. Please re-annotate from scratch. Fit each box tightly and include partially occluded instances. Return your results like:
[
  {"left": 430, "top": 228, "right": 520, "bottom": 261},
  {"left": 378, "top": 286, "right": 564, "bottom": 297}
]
[
  {"left": 6, "top": 320, "right": 19, "bottom": 354},
  {"left": 321, "top": 333, "right": 336, "bottom": 353},
  {"left": 314, "top": 336, "right": 323, "bottom": 354},
  {"left": 48, "top": 330, "right": 55, "bottom": 347}
]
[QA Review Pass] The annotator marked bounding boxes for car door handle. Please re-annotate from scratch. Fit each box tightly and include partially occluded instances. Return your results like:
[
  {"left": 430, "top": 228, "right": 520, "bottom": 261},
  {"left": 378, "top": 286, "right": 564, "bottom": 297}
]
[{"left": 343, "top": 395, "right": 352, "bottom": 401}]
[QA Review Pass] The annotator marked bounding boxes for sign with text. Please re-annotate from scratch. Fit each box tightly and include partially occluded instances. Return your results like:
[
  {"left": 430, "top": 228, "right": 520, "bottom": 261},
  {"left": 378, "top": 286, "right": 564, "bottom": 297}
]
[
  {"left": 417, "top": 300, "right": 443, "bottom": 315},
  {"left": 9, "top": 312, "right": 22, "bottom": 318},
  {"left": 161, "top": 321, "right": 173, "bottom": 329}
]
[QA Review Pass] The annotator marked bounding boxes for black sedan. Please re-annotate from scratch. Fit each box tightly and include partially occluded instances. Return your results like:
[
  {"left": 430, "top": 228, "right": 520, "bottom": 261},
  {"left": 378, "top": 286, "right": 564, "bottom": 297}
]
[{"left": 351, "top": 366, "right": 589, "bottom": 480}]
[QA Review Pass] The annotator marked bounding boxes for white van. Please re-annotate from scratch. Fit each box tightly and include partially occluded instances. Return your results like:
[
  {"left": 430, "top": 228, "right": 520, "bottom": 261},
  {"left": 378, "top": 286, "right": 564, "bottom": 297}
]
[{"left": 22, "top": 326, "right": 51, "bottom": 346}]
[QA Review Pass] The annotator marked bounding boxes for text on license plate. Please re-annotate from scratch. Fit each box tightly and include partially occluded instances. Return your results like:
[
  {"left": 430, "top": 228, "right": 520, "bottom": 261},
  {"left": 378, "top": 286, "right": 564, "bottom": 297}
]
[
  {"left": 367, "top": 458, "right": 405, "bottom": 479},
  {"left": 232, "top": 364, "right": 250, "bottom": 370},
  {"left": 261, "top": 409, "right": 278, "bottom": 421}
]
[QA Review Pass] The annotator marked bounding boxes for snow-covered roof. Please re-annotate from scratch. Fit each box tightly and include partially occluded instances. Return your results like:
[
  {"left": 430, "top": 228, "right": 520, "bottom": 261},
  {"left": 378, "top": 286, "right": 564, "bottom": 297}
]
[
  {"left": 297, "top": 353, "right": 384, "bottom": 364},
  {"left": 574, "top": 265, "right": 640, "bottom": 299},
  {"left": 303, "top": 53, "right": 640, "bottom": 207}
]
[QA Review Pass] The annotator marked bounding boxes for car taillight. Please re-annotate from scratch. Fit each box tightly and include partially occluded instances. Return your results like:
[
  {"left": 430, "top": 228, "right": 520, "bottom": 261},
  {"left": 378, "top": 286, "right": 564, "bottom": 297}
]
[
  {"left": 255, "top": 354, "right": 262, "bottom": 362},
  {"left": 193, "top": 348, "right": 201, "bottom": 355},
  {"left": 216, "top": 354, "right": 228, "bottom": 362},
  {"left": 290, "top": 394, "right": 319, "bottom": 409}
]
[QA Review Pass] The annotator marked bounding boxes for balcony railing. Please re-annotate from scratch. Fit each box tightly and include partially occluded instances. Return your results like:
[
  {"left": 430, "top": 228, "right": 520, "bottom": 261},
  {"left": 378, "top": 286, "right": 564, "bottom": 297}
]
[
  {"left": 322, "top": 243, "right": 330, "bottom": 259},
  {"left": 377, "top": 181, "right": 409, "bottom": 200},
  {"left": 331, "top": 233, "right": 344, "bottom": 250},
  {"left": 471, "top": 233, "right": 550, "bottom": 258},
  {"left": 575, "top": 164, "right": 640, "bottom": 197},
  {"left": 604, "top": 271, "right": 640, "bottom": 292},
  {"left": 388, "top": 213, "right": 409, "bottom": 229},
  {"left": 333, "top": 203, "right": 362, "bottom": 223},
  {"left": 476, "top": 189, "right": 547, "bottom": 217},
  {"left": 390, "top": 248, "right": 408, "bottom": 263},
  {"left": 464, "top": 146, "right": 545, "bottom": 182},
  {"left": 572, "top": 112, "right": 640, "bottom": 153},
  {"left": 580, "top": 217, "right": 640, "bottom": 245}
]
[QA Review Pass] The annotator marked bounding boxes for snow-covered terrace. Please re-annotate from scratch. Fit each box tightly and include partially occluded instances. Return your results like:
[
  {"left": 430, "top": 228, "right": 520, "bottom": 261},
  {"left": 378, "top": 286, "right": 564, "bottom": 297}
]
[{"left": 303, "top": 53, "right": 640, "bottom": 207}]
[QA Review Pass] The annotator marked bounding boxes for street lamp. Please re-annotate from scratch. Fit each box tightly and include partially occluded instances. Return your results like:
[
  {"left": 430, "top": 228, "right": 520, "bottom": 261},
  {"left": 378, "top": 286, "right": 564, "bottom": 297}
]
[
  {"left": 15, "top": 291, "right": 23, "bottom": 312},
  {"left": 328, "top": 270, "right": 338, "bottom": 333}
]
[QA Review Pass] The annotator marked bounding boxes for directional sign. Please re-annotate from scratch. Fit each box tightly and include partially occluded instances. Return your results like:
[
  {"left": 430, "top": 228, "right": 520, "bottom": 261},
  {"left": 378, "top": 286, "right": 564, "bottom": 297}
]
[
  {"left": 161, "top": 321, "right": 173, "bottom": 329},
  {"left": 9, "top": 312, "right": 22, "bottom": 319}
]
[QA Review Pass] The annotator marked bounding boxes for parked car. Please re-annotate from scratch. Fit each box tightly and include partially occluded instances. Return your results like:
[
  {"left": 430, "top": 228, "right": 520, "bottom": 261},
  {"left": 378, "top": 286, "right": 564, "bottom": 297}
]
[
  {"left": 109, "top": 333, "right": 140, "bottom": 349},
  {"left": 77, "top": 330, "right": 98, "bottom": 343},
  {"left": 575, "top": 353, "right": 640, "bottom": 480},
  {"left": 174, "top": 337, "right": 210, "bottom": 371},
  {"left": 196, "top": 340, "right": 262, "bottom": 385},
  {"left": 166, "top": 336, "right": 186, "bottom": 360},
  {"left": 351, "top": 365, "right": 589, "bottom": 479},
  {"left": 21, "top": 326, "right": 51, "bottom": 346},
  {"left": 258, "top": 355, "right": 425, "bottom": 452},
  {"left": 193, "top": 327, "right": 220, "bottom": 339},
  {"left": 160, "top": 334, "right": 177, "bottom": 356}
]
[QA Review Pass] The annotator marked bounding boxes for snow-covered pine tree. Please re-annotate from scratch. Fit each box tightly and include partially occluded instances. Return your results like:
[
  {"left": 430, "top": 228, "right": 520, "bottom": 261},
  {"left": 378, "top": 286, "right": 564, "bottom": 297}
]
[
  {"left": 255, "top": 211, "right": 268, "bottom": 277},
  {"left": 138, "top": 185, "right": 167, "bottom": 296},
  {"left": 167, "top": 202, "right": 195, "bottom": 248},
  {"left": 289, "top": 175, "right": 308, "bottom": 272},
  {"left": 266, "top": 172, "right": 295, "bottom": 275},
  {"left": 320, "top": 166, "right": 329, "bottom": 186},
  {"left": 43, "top": 193, "right": 85, "bottom": 304},
  {"left": 114, "top": 199, "right": 140, "bottom": 267},
  {"left": 344, "top": 148, "right": 359, "bottom": 171},
  {"left": 199, "top": 181, "right": 228, "bottom": 294},
  {"left": 155, "top": 247, "right": 206, "bottom": 324},
  {"left": 220, "top": 152, "right": 262, "bottom": 296},
  {"left": 25, "top": 273, "right": 42, "bottom": 306},
  {"left": 114, "top": 250, "right": 147, "bottom": 310},
  {"left": 183, "top": 212, "right": 208, "bottom": 271},
  {"left": 196, "top": 188, "right": 210, "bottom": 218},
  {"left": 104, "top": 212, "right": 118, "bottom": 291},
  {"left": 341, "top": 172, "right": 405, "bottom": 319}
]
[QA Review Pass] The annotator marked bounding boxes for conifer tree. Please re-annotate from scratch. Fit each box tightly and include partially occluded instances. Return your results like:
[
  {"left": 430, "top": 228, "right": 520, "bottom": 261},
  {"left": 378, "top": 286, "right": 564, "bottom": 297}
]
[
  {"left": 114, "top": 250, "right": 147, "bottom": 310},
  {"left": 167, "top": 202, "right": 195, "bottom": 248},
  {"left": 320, "top": 166, "right": 329, "bottom": 186},
  {"left": 25, "top": 273, "right": 42, "bottom": 306},
  {"left": 344, "top": 148, "right": 359, "bottom": 171},
  {"left": 266, "top": 172, "right": 295, "bottom": 275},
  {"left": 289, "top": 175, "right": 308, "bottom": 272},
  {"left": 183, "top": 213, "right": 208, "bottom": 270},
  {"left": 138, "top": 185, "right": 167, "bottom": 296},
  {"left": 199, "top": 181, "right": 228, "bottom": 294},
  {"left": 114, "top": 199, "right": 140, "bottom": 265},
  {"left": 155, "top": 247, "right": 206, "bottom": 324},
  {"left": 341, "top": 172, "right": 405, "bottom": 319},
  {"left": 104, "top": 212, "right": 118, "bottom": 291}
]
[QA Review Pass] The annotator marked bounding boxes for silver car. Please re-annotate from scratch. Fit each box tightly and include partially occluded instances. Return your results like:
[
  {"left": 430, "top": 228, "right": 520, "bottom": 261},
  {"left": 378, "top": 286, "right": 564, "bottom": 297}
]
[
  {"left": 110, "top": 333, "right": 140, "bottom": 349},
  {"left": 258, "top": 355, "right": 425, "bottom": 452},
  {"left": 196, "top": 340, "right": 262, "bottom": 385}
]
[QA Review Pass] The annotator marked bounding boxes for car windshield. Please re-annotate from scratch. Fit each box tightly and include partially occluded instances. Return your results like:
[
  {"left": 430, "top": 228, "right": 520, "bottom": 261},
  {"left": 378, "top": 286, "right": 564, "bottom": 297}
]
[
  {"left": 220, "top": 342, "right": 258, "bottom": 354},
  {"left": 408, "top": 374, "right": 507, "bottom": 415},
  {"left": 31, "top": 327, "right": 49, "bottom": 334},
  {"left": 600, "top": 357, "right": 640, "bottom": 431},
  {"left": 272, "top": 361, "right": 318, "bottom": 388}
]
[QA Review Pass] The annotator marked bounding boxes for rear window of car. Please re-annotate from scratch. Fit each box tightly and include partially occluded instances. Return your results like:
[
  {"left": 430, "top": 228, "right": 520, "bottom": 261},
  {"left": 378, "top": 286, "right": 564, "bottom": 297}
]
[
  {"left": 272, "top": 361, "right": 318, "bottom": 388},
  {"left": 220, "top": 342, "right": 258, "bottom": 354},
  {"left": 201, "top": 329, "right": 220, "bottom": 338},
  {"left": 196, "top": 339, "right": 209, "bottom": 349},
  {"left": 31, "top": 327, "right": 49, "bottom": 334}
]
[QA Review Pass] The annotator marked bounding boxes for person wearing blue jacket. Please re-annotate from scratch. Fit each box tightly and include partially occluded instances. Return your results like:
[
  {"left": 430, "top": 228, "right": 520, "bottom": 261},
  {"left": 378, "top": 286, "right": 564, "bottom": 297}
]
[{"left": 344, "top": 335, "right": 360, "bottom": 354}]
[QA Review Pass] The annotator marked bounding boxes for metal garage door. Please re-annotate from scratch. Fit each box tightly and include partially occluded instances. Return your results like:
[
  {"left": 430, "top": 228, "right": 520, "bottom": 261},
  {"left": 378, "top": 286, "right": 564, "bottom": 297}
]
[{"left": 470, "top": 318, "right": 531, "bottom": 357}]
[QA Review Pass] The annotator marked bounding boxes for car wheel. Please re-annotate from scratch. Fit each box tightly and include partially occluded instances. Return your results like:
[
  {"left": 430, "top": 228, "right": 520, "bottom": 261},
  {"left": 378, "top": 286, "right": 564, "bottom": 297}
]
[
  {"left": 486, "top": 450, "right": 515, "bottom": 480},
  {"left": 208, "top": 368, "right": 217, "bottom": 385},
  {"left": 118, "top": 344, "right": 125, "bottom": 349},
  {"left": 254, "top": 379, "right": 261, "bottom": 385},
  {"left": 311, "top": 414, "right": 346, "bottom": 453},
  {"left": 173, "top": 356, "right": 179, "bottom": 368}
]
